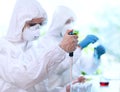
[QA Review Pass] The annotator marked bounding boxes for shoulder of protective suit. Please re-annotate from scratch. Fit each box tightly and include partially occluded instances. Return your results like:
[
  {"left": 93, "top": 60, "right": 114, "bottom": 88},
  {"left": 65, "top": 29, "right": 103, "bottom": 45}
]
[{"left": 0, "top": 38, "right": 16, "bottom": 54}]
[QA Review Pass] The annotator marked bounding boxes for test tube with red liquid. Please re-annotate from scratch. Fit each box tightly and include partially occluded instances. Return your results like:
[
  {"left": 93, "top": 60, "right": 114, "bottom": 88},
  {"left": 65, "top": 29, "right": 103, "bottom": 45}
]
[
  {"left": 100, "top": 82, "right": 109, "bottom": 86},
  {"left": 100, "top": 77, "right": 109, "bottom": 87}
]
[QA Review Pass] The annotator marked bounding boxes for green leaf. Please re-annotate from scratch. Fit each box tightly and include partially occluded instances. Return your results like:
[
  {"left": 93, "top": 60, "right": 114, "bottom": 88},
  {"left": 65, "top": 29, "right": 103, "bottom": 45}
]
[{"left": 81, "top": 71, "right": 87, "bottom": 75}]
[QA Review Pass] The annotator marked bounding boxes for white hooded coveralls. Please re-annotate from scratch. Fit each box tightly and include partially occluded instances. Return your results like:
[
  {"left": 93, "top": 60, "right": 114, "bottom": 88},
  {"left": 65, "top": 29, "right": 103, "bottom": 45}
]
[
  {"left": 0, "top": 0, "right": 67, "bottom": 92},
  {"left": 36, "top": 6, "right": 101, "bottom": 92}
]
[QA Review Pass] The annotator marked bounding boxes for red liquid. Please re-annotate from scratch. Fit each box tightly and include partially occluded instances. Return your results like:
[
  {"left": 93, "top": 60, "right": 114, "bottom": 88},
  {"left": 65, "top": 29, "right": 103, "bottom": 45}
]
[{"left": 100, "top": 82, "right": 109, "bottom": 86}]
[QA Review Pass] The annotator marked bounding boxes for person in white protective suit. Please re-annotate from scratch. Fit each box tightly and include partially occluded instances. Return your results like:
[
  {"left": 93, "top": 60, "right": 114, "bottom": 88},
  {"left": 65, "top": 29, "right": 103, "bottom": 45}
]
[
  {"left": 0, "top": 0, "right": 80, "bottom": 92},
  {"left": 36, "top": 5, "right": 106, "bottom": 92}
]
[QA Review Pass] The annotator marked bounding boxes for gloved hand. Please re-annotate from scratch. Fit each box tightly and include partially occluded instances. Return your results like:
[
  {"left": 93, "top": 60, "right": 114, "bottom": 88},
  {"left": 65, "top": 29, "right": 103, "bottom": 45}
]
[
  {"left": 60, "top": 30, "right": 78, "bottom": 53},
  {"left": 79, "top": 35, "right": 98, "bottom": 49},
  {"left": 69, "top": 82, "right": 92, "bottom": 92},
  {"left": 94, "top": 45, "right": 106, "bottom": 59},
  {"left": 66, "top": 76, "right": 86, "bottom": 92}
]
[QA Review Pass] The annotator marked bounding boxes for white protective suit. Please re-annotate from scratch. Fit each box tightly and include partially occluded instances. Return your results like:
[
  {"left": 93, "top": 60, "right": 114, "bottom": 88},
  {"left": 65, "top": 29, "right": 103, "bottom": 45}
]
[
  {"left": 36, "top": 6, "right": 101, "bottom": 92},
  {"left": 0, "top": 0, "right": 67, "bottom": 92}
]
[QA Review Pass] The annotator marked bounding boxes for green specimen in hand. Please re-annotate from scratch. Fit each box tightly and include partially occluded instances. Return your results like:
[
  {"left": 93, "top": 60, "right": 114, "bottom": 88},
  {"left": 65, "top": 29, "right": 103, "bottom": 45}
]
[{"left": 73, "top": 30, "right": 79, "bottom": 35}]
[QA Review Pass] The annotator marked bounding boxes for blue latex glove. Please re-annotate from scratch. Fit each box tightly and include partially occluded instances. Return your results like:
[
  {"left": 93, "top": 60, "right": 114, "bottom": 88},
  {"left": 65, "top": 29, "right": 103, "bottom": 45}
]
[
  {"left": 79, "top": 35, "right": 99, "bottom": 49},
  {"left": 94, "top": 45, "right": 106, "bottom": 59}
]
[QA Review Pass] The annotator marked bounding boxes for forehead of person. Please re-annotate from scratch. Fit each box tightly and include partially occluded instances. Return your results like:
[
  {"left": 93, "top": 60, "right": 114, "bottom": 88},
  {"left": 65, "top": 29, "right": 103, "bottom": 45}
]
[
  {"left": 6, "top": 0, "right": 47, "bottom": 42},
  {"left": 48, "top": 5, "right": 76, "bottom": 37}
]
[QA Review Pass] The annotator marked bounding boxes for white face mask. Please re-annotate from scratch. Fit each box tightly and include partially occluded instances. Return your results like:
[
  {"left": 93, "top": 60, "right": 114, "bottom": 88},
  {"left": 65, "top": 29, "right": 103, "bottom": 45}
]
[
  {"left": 22, "top": 24, "right": 41, "bottom": 41},
  {"left": 61, "top": 23, "right": 74, "bottom": 37}
]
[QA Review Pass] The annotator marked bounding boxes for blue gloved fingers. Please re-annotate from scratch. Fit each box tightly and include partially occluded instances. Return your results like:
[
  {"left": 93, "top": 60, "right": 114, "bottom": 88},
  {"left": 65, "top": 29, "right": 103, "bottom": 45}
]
[
  {"left": 94, "top": 45, "right": 106, "bottom": 59},
  {"left": 79, "top": 34, "right": 99, "bottom": 49},
  {"left": 87, "top": 35, "right": 99, "bottom": 43},
  {"left": 95, "top": 45, "right": 106, "bottom": 55}
]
